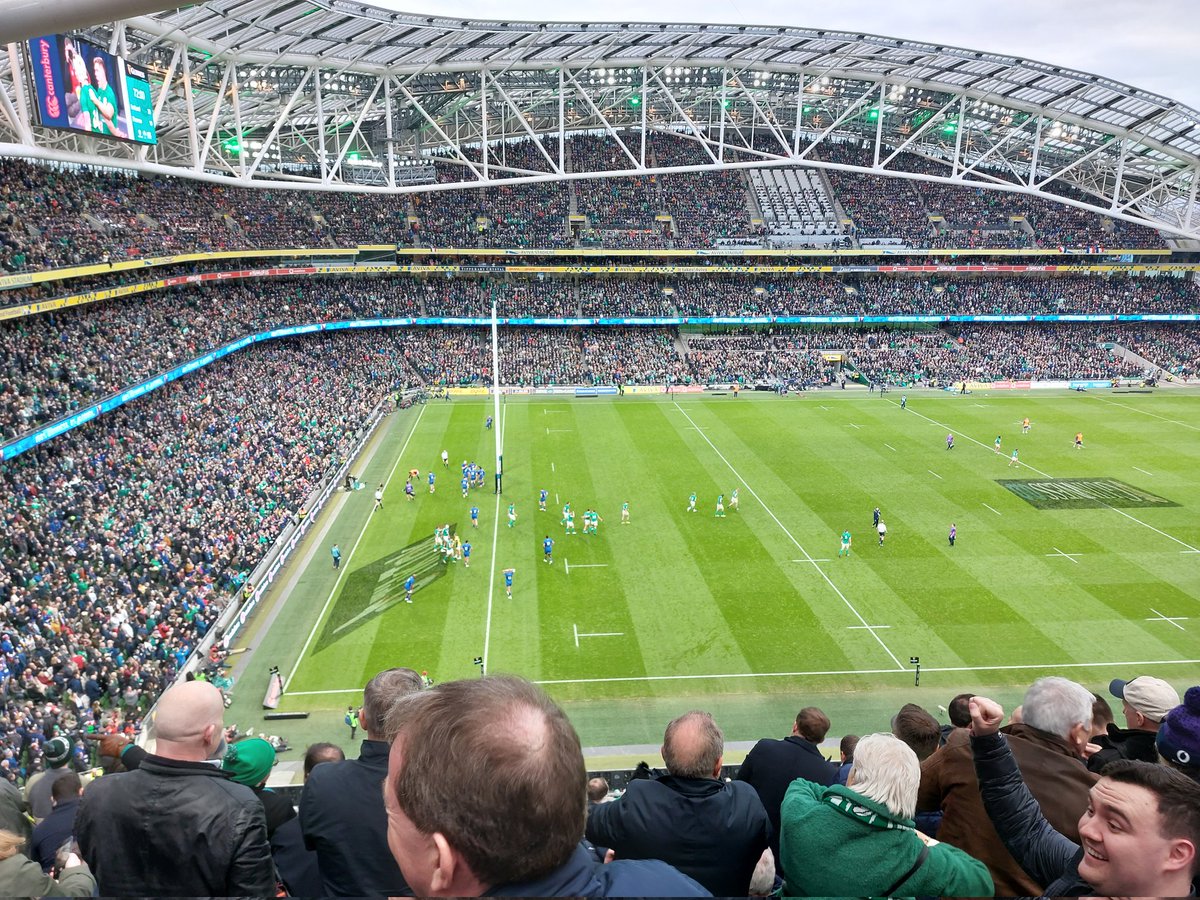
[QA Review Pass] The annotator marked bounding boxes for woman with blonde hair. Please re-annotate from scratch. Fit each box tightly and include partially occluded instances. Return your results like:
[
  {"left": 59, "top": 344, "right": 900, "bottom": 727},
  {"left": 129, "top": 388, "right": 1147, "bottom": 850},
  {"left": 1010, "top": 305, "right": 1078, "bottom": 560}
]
[{"left": 0, "top": 828, "right": 95, "bottom": 897}]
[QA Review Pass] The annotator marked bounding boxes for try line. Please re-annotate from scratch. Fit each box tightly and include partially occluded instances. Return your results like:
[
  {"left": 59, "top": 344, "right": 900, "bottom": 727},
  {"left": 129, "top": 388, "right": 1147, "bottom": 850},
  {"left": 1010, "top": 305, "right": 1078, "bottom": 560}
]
[{"left": 672, "top": 401, "right": 905, "bottom": 671}]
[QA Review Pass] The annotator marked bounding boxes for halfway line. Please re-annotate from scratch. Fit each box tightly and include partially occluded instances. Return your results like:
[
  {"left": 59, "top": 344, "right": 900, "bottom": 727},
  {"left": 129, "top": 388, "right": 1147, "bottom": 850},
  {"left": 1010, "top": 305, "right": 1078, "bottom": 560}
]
[
  {"left": 1093, "top": 396, "right": 1200, "bottom": 433},
  {"left": 482, "top": 398, "right": 508, "bottom": 674}
]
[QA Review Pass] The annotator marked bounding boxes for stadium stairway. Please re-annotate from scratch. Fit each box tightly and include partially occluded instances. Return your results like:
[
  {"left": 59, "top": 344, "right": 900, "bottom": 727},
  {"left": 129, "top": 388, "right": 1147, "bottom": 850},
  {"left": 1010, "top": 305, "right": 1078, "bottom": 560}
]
[{"left": 1108, "top": 341, "right": 1164, "bottom": 373}]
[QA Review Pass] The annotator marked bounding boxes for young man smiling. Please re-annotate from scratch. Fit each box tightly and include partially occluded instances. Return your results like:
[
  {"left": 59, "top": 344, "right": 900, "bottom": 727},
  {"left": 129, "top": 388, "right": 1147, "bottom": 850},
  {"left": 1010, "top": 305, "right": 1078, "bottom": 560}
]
[{"left": 968, "top": 695, "right": 1200, "bottom": 897}]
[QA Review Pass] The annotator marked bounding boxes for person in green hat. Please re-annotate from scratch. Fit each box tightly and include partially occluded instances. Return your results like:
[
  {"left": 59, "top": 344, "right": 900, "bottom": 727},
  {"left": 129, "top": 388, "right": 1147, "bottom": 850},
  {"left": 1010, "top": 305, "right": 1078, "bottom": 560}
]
[{"left": 224, "top": 738, "right": 292, "bottom": 838}]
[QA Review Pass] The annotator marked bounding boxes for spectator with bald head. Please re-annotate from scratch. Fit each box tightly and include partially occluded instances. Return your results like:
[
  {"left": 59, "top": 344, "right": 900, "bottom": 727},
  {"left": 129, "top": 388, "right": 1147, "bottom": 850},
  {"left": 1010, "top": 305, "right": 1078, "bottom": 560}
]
[
  {"left": 301, "top": 666, "right": 424, "bottom": 896},
  {"left": 75, "top": 680, "right": 274, "bottom": 896},
  {"left": 384, "top": 675, "right": 707, "bottom": 896},
  {"left": 587, "top": 709, "right": 770, "bottom": 896}
]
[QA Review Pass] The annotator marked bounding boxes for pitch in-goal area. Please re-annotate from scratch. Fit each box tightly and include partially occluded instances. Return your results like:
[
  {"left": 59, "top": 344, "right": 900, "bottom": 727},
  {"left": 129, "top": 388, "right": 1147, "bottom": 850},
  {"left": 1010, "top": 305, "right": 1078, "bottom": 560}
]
[{"left": 245, "top": 390, "right": 1199, "bottom": 742}]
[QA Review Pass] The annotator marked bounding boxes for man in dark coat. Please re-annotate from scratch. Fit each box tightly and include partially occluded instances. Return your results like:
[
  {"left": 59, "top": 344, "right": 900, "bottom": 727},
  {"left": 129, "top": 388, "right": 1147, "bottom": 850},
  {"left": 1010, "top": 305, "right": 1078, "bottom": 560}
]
[
  {"left": 587, "top": 710, "right": 770, "bottom": 896},
  {"left": 30, "top": 772, "right": 81, "bottom": 872},
  {"left": 384, "top": 675, "right": 708, "bottom": 897},
  {"left": 1088, "top": 675, "right": 1179, "bottom": 772},
  {"left": 919, "top": 676, "right": 1098, "bottom": 896},
  {"left": 75, "top": 681, "right": 274, "bottom": 896},
  {"left": 272, "top": 742, "right": 344, "bottom": 897},
  {"left": 736, "top": 706, "right": 837, "bottom": 876},
  {"left": 301, "top": 667, "right": 423, "bottom": 896}
]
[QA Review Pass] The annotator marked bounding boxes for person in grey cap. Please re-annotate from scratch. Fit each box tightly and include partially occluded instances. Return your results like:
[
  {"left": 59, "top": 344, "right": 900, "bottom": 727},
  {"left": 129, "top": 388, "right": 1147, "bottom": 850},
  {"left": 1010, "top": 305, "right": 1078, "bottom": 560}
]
[
  {"left": 1088, "top": 676, "right": 1181, "bottom": 772},
  {"left": 24, "top": 737, "right": 73, "bottom": 822}
]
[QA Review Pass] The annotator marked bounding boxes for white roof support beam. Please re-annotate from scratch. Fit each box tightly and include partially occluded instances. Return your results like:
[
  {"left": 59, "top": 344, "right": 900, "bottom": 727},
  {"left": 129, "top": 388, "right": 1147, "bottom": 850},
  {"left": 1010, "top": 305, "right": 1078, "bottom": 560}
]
[{"left": 563, "top": 67, "right": 641, "bottom": 170}]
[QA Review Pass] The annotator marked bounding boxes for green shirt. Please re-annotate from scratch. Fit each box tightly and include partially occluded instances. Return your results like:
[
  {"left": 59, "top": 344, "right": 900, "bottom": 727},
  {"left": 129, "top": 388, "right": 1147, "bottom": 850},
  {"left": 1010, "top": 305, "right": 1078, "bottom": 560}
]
[{"left": 84, "top": 83, "right": 119, "bottom": 135}]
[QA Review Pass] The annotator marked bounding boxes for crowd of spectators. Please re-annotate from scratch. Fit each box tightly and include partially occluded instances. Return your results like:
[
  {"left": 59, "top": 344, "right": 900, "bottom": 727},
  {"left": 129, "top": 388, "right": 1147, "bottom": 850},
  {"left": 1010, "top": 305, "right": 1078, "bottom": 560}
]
[
  {"left": 0, "top": 278, "right": 422, "bottom": 439},
  {"left": 1100, "top": 325, "right": 1200, "bottom": 380},
  {"left": 0, "top": 143, "right": 1173, "bottom": 272},
  {"left": 4, "top": 272, "right": 1197, "bottom": 440},
  {"left": 851, "top": 325, "right": 1145, "bottom": 384},
  {"left": 580, "top": 280, "right": 676, "bottom": 317},
  {"left": 0, "top": 330, "right": 412, "bottom": 791},
  {"left": 815, "top": 144, "right": 1167, "bottom": 251}
]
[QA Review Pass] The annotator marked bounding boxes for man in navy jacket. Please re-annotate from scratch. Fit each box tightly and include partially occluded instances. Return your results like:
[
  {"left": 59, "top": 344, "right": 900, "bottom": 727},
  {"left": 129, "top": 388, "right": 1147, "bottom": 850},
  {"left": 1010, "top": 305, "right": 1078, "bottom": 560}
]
[
  {"left": 301, "top": 667, "right": 423, "bottom": 896},
  {"left": 587, "top": 710, "right": 770, "bottom": 896},
  {"left": 736, "top": 706, "right": 838, "bottom": 877}
]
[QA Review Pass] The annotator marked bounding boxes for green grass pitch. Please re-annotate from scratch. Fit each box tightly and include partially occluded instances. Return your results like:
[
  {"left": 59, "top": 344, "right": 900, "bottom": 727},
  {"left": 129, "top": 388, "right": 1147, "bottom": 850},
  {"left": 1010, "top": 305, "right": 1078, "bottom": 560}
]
[{"left": 237, "top": 390, "right": 1200, "bottom": 747}]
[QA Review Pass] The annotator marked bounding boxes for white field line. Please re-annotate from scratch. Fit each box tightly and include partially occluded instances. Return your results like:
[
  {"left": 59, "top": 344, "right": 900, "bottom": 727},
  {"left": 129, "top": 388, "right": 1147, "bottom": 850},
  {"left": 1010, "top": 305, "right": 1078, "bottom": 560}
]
[
  {"left": 294, "top": 650, "right": 1200, "bottom": 694},
  {"left": 847, "top": 423, "right": 861, "bottom": 430},
  {"left": 673, "top": 401, "right": 905, "bottom": 670},
  {"left": 847, "top": 624, "right": 891, "bottom": 630},
  {"left": 573, "top": 622, "right": 579, "bottom": 648},
  {"left": 577, "top": 631, "right": 625, "bottom": 638},
  {"left": 890, "top": 399, "right": 1200, "bottom": 553},
  {"left": 482, "top": 399, "right": 508, "bottom": 674},
  {"left": 551, "top": 462, "right": 556, "bottom": 472},
  {"left": 529, "top": 657, "right": 1200, "bottom": 686},
  {"left": 982, "top": 504, "right": 1002, "bottom": 516},
  {"left": 1094, "top": 396, "right": 1200, "bottom": 432},
  {"left": 884, "top": 444, "right": 898, "bottom": 452},
  {"left": 793, "top": 558, "right": 833, "bottom": 564},
  {"left": 1146, "top": 608, "right": 1188, "bottom": 631},
  {"left": 928, "top": 470, "right": 943, "bottom": 480},
  {"left": 1046, "top": 547, "right": 1082, "bottom": 564},
  {"left": 284, "top": 405, "right": 427, "bottom": 691},
  {"left": 570, "top": 563, "right": 609, "bottom": 569},
  {"left": 1132, "top": 466, "right": 1154, "bottom": 476}
]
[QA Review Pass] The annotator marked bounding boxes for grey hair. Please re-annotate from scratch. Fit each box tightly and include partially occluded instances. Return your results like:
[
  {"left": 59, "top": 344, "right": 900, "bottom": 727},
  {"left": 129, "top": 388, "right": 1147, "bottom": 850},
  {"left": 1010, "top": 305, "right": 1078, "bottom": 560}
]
[
  {"left": 1022, "top": 677, "right": 1094, "bottom": 740},
  {"left": 846, "top": 733, "right": 920, "bottom": 820}
]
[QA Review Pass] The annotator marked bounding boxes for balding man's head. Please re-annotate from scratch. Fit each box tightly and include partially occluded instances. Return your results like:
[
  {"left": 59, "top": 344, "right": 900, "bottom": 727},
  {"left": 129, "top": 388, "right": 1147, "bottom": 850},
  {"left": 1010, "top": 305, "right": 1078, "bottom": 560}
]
[
  {"left": 662, "top": 710, "right": 724, "bottom": 779},
  {"left": 384, "top": 676, "right": 586, "bottom": 894},
  {"left": 152, "top": 680, "right": 225, "bottom": 761}
]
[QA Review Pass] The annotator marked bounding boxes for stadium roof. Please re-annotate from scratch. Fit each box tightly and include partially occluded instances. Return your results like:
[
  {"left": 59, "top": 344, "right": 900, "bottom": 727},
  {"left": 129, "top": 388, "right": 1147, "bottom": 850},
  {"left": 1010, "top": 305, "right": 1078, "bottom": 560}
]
[
  {"left": 133, "top": 3, "right": 1200, "bottom": 154},
  {"left": 1, "top": 1, "right": 1198, "bottom": 236}
]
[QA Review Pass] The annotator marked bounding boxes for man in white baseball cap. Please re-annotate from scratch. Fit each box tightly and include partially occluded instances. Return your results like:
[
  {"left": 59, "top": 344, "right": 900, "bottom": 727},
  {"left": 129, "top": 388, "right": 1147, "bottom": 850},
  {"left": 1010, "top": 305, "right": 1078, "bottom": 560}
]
[{"left": 1088, "top": 676, "right": 1181, "bottom": 772}]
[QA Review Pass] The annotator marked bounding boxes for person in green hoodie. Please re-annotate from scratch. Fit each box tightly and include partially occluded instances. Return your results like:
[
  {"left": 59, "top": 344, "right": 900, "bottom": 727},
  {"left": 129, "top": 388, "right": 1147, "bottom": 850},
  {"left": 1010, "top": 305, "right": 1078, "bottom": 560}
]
[{"left": 779, "top": 732, "right": 993, "bottom": 898}]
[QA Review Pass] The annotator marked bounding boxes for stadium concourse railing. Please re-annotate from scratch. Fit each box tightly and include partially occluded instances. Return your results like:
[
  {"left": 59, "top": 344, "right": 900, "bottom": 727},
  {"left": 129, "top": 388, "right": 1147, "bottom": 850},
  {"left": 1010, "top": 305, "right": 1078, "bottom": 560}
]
[{"left": 0, "top": 243, "right": 1180, "bottom": 294}]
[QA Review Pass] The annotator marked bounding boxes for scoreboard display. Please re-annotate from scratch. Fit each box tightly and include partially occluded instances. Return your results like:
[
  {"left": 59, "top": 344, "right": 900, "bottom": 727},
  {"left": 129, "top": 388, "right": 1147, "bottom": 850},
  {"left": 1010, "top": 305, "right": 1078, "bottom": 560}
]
[{"left": 27, "top": 34, "right": 158, "bottom": 145}]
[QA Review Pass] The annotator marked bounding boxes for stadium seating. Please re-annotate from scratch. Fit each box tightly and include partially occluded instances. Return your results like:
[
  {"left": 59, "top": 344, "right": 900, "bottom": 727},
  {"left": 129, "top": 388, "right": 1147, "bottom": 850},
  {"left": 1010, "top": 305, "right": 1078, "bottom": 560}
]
[{"left": 0, "top": 140, "right": 1169, "bottom": 274}]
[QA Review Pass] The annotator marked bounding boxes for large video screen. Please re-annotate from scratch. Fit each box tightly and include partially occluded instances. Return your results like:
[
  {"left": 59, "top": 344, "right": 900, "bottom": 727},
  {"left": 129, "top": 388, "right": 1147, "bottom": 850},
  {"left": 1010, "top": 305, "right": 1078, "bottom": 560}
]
[{"left": 27, "top": 34, "right": 157, "bottom": 145}]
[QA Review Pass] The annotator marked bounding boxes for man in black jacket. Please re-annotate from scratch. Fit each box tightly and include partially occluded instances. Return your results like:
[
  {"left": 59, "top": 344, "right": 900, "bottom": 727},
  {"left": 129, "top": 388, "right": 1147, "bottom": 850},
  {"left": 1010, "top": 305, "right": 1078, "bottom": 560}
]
[
  {"left": 75, "top": 680, "right": 275, "bottom": 896},
  {"left": 1087, "top": 675, "right": 1179, "bottom": 772},
  {"left": 735, "top": 706, "right": 837, "bottom": 876},
  {"left": 587, "top": 709, "right": 770, "bottom": 896},
  {"left": 970, "top": 695, "right": 1200, "bottom": 897},
  {"left": 301, "top": 667, "right": 423, "bottom": 896}
]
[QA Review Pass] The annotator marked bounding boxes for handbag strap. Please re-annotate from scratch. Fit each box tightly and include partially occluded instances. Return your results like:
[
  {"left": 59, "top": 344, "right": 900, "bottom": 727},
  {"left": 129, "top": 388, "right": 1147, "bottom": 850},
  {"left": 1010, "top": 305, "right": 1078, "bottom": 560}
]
[{"left": 882, "top": 843, "right": 929, "bottom": 896}]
